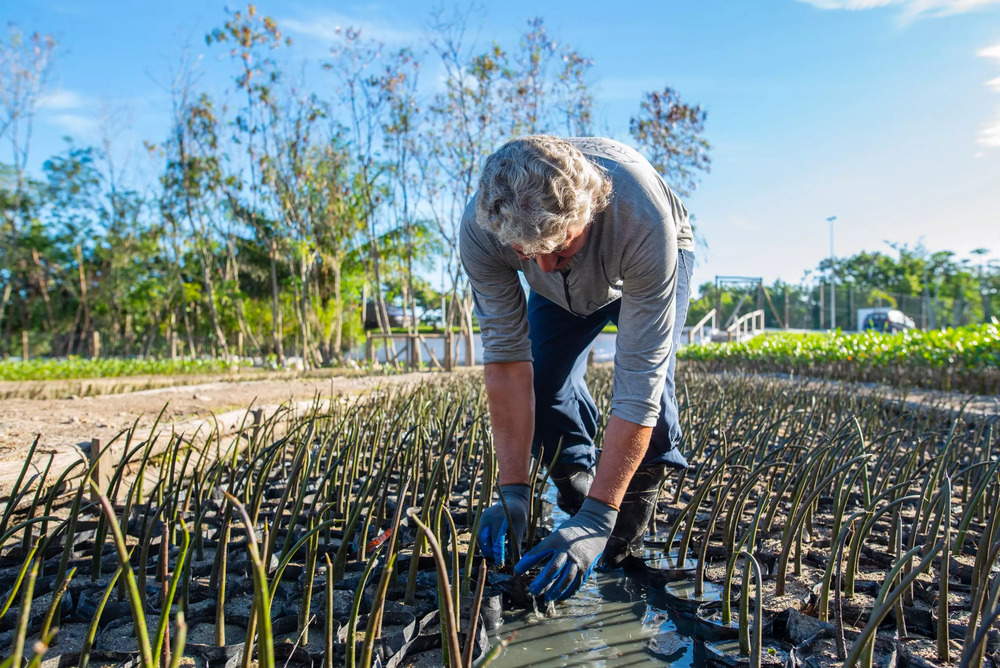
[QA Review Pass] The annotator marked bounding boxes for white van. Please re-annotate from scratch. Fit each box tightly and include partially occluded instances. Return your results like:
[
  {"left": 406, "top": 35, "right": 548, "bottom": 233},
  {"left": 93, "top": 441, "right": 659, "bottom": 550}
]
[{"left": 857, "top": 308, "right": 916, "bottom": 333}]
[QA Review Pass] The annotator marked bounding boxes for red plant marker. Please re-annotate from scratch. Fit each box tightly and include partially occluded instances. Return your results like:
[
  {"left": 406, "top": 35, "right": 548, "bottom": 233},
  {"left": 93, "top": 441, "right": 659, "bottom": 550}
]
[{"left": 366, "top": 528, "right": 392, "bottom": 552}]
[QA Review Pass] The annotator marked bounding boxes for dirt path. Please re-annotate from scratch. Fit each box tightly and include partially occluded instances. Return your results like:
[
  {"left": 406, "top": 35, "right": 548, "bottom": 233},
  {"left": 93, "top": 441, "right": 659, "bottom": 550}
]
[{"left": 0, "top": 370, "right": 470, "bottom": 464}]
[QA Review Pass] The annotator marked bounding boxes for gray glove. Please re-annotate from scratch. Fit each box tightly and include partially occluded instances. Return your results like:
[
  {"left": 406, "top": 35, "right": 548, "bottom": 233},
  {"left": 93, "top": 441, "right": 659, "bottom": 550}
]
[
  {"left": 514, "top": 497, "right": 618, "bottom": 602},
  {"left": 477, "top": 484, "right": 531, "bottom": 566}
]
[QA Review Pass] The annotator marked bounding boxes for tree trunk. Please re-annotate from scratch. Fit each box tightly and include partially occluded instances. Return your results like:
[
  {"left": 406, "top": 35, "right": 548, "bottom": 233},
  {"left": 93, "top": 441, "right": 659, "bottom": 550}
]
[
  {"left": 66, "top": 302, "right": 83, "bottom": 356},
  {"left": 269, "top": 238, "right": 284, "bottom": 364},
  {"left": 329, "top": 262, "right": 344, "bottom": 364},
  {"left": 463, "top": 291, "right": 474, "bottom": 366},
  {"left": 75, "top": 245, "right": 91, "bottom": 353},
  {"left": 198, "top": 248, "right": 230, "bottom": 358},
  {"left": 228, "top": 242, "right": 261, "bottom": 357},
  {"left": 289, "top": 266, "right": 305, "bottom": 369},
  {"left": 0, "top": 282, "right": 11, "bottom": 338},
  {"left": 30, "top": 248, "right": 55, "bottom": 332},
  {"left": 125, "top": 313, "right": 134, "bottom": 357},
  {"left": 142, "top": 305, "right": 164, "bottom": 358},
  {"left": 183, "top": 300, "right": 196, "bottom": 358},
  {"left": 296, "top": 258, "right": 317, "bottom": 370},
  {"left": 953, "top": 292, "right": 965, "bottom": 327}
]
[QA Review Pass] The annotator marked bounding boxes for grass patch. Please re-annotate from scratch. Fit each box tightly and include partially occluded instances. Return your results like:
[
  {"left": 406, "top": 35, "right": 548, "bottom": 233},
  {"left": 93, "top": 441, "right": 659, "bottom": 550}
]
[{"left": 0, "top": 356, "right": 253, "bottom": 381}]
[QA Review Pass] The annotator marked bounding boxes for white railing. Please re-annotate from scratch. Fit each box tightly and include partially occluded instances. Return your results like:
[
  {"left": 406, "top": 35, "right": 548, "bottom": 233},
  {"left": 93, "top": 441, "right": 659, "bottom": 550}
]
[
  {"left": 727, "top": 309, "right": 765, "bottom": 342},
  {"left": 687, "top": 308, "right": 717, "bottom": 344}
]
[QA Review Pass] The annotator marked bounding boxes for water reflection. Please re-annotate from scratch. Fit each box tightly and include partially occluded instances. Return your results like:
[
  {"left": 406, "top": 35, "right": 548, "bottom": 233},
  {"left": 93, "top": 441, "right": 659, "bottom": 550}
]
[
  {"left": 487, "top": 484, "right": 695, "bottom": 667},
  {"left": 351, "top": 332, "right": 619, "bottom": 365}
]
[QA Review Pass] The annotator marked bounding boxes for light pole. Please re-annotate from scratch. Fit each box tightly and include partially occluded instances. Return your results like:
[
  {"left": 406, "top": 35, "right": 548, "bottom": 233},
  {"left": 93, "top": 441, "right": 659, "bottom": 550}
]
[{"left": 827, "top": 216, "right": 837, "bottom": 330}]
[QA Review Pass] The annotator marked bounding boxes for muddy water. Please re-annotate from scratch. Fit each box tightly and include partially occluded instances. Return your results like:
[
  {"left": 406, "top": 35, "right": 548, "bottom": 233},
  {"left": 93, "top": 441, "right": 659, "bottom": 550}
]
[{"left": 488, "top": 484, "right": 695, "bottom": 667}]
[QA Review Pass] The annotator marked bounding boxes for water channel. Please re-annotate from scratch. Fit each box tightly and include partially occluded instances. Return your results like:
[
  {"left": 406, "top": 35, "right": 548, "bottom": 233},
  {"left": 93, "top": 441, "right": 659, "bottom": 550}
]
[
  {"left": 487, "top": 483, "right": 696, "bottom": 667},
  {"left": 357, "top": 332, "right": 621, "bottom": 367}
]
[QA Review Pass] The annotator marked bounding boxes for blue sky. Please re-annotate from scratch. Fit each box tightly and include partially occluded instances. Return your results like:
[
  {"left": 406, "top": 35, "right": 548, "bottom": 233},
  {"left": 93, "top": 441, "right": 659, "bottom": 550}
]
[{"left": 5, "top": 0, "right": 1000, "bottom": 289}]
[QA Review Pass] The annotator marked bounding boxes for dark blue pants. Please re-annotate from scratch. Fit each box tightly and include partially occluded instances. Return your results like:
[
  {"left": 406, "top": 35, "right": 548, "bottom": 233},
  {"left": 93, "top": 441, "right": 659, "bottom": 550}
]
[{"left": 529, "top": 249, "right": 694, "bottom": 471}]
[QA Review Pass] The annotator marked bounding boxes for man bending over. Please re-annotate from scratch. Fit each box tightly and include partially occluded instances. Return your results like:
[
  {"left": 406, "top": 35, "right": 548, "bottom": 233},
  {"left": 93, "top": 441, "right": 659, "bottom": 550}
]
[{"left": 462, "top": 135, "right": 695, "bottom": 602}]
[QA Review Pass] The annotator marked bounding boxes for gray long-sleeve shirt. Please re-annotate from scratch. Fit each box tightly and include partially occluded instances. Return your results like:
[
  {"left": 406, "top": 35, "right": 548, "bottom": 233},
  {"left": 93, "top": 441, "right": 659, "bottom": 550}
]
[{"left": 460, "top": 137, "right": 691, "bottom": 427}]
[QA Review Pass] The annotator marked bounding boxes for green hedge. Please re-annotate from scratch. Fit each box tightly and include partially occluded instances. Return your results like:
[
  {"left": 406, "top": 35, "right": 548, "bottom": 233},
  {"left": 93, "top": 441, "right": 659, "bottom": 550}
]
[
  {"left": 0, "top": 356, "right": 252, "bottom": 381},
  {"left": 678, "top": 323, "right": 1000, "bottom": 394}
]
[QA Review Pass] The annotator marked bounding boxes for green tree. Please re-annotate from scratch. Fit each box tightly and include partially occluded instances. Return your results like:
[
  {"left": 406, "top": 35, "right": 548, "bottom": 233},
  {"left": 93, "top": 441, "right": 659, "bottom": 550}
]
[{"left": 41, "top": 142, "right": 101, "bottom": 353}]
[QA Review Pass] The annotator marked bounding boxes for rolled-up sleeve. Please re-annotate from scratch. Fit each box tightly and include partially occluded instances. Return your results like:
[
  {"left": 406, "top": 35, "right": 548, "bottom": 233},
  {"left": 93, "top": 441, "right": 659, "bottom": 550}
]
[{"left": 459, "top": 200, "right": 533, "bottom": 364}]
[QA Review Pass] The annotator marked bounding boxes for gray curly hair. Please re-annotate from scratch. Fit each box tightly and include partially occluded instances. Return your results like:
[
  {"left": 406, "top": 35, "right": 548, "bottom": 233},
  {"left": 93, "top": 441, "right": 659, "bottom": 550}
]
[{"left": 475, "top": 136, "right": 612, "bottom": 257}]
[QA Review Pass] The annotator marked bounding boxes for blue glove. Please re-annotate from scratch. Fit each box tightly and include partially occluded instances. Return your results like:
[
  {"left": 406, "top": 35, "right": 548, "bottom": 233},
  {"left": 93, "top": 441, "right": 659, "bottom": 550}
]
[
  {"left": 477, "top": 484, "right": 531, "bottom": 566},
  {"left": 514, "top": 497, "right": 618, "bottom": 602}
]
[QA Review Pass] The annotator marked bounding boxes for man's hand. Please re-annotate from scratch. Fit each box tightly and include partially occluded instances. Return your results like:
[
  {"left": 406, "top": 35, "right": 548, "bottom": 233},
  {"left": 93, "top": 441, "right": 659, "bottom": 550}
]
[
  {"left": 478, "top": 484, "right": 531, "bottom": 565},
  {"left": 514, "top": 498, "right": 618, "bottom": 602}
]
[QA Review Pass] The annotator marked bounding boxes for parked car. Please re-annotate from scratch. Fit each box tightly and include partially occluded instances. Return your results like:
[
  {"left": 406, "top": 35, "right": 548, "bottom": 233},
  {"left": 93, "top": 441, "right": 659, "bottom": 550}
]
[
  {"left": 860, "top": 308, "right": 916, "bottom": 334},
  {"left": 364, "top": 301, "right": 412, "bottom": 329}
]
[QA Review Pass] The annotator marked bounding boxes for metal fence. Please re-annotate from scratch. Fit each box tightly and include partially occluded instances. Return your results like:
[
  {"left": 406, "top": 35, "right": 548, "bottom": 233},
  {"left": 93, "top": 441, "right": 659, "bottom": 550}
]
[
  {"left": 692, "top": 283, "right": 996, "bottom": 334},
  {"left": 755, "top": 286, "right": 992, "bottom": 332}
]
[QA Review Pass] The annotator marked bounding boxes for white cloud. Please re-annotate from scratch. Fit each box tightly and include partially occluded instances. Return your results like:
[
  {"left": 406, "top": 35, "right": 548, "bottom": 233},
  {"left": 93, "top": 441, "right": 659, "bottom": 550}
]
[
  {"left": 797, "top": 0, "right": 904, "bottom": 9},
  {"left": 37, "top": 89, "right": 87, "bottom": 110},
  {"left": 280, "top": 12, "right": 426, "bottom": 48},
  {"left": 980, "top": 43, "right": 1000, "bottom": 148},
  {"left": 795, "top": 0, "right": 1000, "bottom": 16},
  {"left": 49, "top": 113, "right": 98, "bottom": 137},
  {"left": 979, "top": 115, "right": 1000, "bottom": 146},
  {"left": 980, "top": 44, "right": 1000, "bottom": 61}
]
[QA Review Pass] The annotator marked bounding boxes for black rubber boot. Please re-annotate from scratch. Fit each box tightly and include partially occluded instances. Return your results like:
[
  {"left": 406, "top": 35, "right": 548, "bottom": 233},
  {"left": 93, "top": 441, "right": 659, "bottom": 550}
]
[
  {"left": 599, "top": 464, "right": 668, "bottom": 569},
  {"left": 548, "top": 464, "right": 595, "bottom": 515}
]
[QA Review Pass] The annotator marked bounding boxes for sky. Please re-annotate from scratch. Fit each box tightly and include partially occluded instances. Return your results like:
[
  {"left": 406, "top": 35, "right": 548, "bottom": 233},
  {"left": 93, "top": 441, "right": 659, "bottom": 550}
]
[{"left": 5, "top": 0, "right": 1000, "bottom": 290}]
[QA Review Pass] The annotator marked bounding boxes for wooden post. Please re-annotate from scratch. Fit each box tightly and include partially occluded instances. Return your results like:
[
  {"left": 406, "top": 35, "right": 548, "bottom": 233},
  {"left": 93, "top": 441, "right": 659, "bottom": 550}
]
[
  {"left": 169, "top": 312, "right": 177, "bottom": 361},
  {"left": 366, "top": 331, "right": 374, "bottom": 365},
  {"left": 819, "top": 287, "right": 825, "bottom": 330},
  {"left": 444, "top": 332, "right": 453, "bottom": 372},
  {"left": 715, "top": 283, "right": 722, "bottom": 328},
  {"left": 21, "top": 330, "right": 28, "bottom": 361},
  {"left": 91, "top": 331, "right": 101, "bottom": 359},
  {"left": 464, "top": 295, "right": 474, "bottom": 366},
  {"left": 237, "top": 330, "right": 244, "bottom": 359},
  {"left": 124, "top": 313, "right": 134, "bottom": 356},
  {"left": 89, "top": 437, "right": 110, "bottom": 501},
  {"left": 362, "top": 283, "right": 369, "bottom": 328},
  {"left": 251, "top": 408, "right": 264, "bottom": 447}
]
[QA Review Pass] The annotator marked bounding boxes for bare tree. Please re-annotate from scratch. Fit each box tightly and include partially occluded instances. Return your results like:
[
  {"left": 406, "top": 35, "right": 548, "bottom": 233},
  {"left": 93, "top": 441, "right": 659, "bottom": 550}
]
[
  {"left": 376, "top": 47, "right": 428, "bottom": 342},
  {"left": 629, "top": 86, "right": 711, "bottom": 197},
  {"left": 262, "top": 87, "right": 327, "bottom": 367},
  {"left": 207, "top": 3, "right": 290, "bottom": 363},
  {"left": 324, "top": 28, "right": 395, "bottom": 336},
  {"left": 0, "top": 26, "right": 57, "bottom": 335},
  {"left": 165, "top": 88, "right": 231, "bottom": 358},
  {"left": 423, "top": 8, "right": 511, "bottom": 361},
  {"left": 554, "top": 49, "right": 595, "bottom": 136}
]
